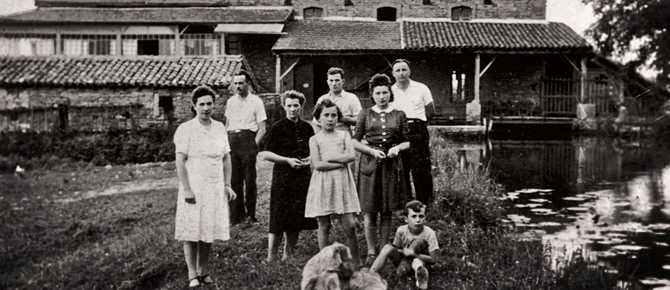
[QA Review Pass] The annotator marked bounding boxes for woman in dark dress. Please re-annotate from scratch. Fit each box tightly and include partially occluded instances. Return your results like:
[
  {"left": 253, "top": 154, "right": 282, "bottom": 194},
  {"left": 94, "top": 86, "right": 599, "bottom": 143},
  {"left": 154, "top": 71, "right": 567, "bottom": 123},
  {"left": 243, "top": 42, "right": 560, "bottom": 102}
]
[
  {"left": 352, "top": 74, "right": 411, "bottom": 265},
  {"left": 261, "top": 90, "right": 318, "bottom": 262}
]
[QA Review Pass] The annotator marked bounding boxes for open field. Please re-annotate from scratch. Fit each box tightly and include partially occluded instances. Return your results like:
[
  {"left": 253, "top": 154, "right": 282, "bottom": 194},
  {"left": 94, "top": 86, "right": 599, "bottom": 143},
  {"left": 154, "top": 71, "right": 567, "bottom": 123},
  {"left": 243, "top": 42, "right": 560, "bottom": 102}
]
[{"left": 0, "top": 138, "right": 632, "bottom": 289}]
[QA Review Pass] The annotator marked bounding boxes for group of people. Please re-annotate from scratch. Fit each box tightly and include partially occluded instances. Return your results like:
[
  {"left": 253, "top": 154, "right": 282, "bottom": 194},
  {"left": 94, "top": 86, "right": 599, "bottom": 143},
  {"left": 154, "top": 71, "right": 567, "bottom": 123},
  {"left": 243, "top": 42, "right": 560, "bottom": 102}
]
[{"left": 173, "top": 59, "right": 440, "bottom": 289}]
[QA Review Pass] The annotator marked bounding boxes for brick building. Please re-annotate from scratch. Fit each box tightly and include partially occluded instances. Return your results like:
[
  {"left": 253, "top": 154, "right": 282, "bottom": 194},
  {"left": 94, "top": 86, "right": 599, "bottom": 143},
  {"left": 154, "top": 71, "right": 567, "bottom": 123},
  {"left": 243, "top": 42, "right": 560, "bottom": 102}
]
[{"left": 1, "top": 0, "right": 636, "bottom": 131}]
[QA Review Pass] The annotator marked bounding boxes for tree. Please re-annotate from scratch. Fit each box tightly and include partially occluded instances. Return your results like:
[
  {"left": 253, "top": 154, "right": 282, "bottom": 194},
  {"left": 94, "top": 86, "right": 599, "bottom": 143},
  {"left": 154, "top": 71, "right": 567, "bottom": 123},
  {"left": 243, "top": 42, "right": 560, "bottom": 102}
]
[{"left": 583, "top": 0, "right": 670, "bottom": 88}]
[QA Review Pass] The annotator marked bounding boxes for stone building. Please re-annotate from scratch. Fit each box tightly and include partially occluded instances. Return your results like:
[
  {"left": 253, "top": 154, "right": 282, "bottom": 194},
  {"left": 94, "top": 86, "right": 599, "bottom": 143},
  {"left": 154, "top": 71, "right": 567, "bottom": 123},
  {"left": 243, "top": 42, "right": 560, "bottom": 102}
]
[{"left": 1, "top": 0, "right": 644, "bottom": 131}]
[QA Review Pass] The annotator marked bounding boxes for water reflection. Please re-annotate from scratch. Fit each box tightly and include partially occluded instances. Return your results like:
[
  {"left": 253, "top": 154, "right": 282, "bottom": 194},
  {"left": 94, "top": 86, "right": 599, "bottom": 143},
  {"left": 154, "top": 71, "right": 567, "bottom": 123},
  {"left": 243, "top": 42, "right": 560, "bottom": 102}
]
[{"left": 456, "top": 136, "right": 670, "bottom": 285}]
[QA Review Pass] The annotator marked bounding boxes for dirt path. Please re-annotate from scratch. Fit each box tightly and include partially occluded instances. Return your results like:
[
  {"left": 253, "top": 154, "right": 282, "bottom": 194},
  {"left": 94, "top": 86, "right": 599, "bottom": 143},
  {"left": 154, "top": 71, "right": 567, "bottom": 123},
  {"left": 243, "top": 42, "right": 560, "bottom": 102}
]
[{"left": 56, "top": 176, "right": 178, "bottom": 203}]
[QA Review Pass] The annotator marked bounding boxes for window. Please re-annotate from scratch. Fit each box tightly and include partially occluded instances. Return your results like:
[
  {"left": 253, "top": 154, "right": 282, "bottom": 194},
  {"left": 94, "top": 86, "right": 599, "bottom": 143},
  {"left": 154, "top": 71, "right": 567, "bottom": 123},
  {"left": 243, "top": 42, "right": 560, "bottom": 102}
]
[
  {"left": 137, "top": 40, "right": 159, "bottom": 55},
  {"left": 344, "top": 0, "right": 353, "bottom": 6},
  {"left": 377, "top": 7, "right": 397, "bottom": 21},
  {"left": 452, "top": 6, "right": 472, "bottom": 21},
  {"left": 63, "top": 35, "right": 116, "bottom": 56},
  {"left": 484, "top": 0, "right": 493, "bottom": 4},
  {"left": 225, "top": 34, "right": 241, "bottom": 55},
  {"left": 423, "top": 0, "right": 431, "bottom": 4},
  {"left": 303, "top": 7, "right": 323, "bottom": 19}
]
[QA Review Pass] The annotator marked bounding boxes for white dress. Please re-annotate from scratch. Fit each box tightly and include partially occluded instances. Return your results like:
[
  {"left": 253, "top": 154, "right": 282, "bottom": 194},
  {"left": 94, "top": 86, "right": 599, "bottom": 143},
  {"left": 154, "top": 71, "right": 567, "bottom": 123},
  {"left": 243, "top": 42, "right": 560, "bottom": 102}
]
[{"left": 174, "top": 118, "right": 231, "bottom": 242}]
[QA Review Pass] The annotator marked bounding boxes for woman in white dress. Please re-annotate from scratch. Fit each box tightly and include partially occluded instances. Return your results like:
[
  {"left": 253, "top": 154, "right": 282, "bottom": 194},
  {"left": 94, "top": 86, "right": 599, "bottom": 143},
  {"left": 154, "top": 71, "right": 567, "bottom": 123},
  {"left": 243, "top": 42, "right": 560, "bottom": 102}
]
[{"left": 174, "top": 86, "right": 237, "bottom": 288}]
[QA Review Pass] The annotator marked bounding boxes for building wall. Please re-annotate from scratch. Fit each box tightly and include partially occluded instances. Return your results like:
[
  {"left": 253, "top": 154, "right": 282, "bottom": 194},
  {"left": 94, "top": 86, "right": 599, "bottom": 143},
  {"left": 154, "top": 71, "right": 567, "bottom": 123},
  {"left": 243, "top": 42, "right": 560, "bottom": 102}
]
[
  {"left": 0, "top": 87, "right": 233, "bottom": 132},
  {"left": 281, "top": 53, "right": 550, "bottom": 121},
  {"left": 479, "top": 54, "right": 545, "bottom": 104},
  {"left": 240, "top": 34, "right": 281, "bottom": 93},
  {"left": 292, "top": 0, "right": 546, "bottom": 20}
]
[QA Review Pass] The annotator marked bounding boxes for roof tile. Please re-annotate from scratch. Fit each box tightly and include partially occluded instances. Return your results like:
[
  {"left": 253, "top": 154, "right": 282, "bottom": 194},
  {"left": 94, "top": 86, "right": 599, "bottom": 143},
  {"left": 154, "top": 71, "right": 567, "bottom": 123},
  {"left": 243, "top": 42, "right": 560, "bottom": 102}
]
[
  {"left": 0, "top": 55, "right": 244, "bottom": 88},
  {"left": 0, "top": 7, "right": 292, "bottom": 24},
  {"left": 273, "top": 20, "right": 401, "bottom": 52},
  {"left": 403, "top": 21, "right": 591, "bottom": 52}
]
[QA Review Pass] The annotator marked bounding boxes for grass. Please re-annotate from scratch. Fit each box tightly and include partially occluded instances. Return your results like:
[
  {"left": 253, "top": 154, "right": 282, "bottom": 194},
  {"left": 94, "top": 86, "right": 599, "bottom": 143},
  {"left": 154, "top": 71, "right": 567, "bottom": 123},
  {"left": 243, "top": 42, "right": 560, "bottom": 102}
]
[{"left": 0, "top": 134, "right": 643, "bottom": 289}]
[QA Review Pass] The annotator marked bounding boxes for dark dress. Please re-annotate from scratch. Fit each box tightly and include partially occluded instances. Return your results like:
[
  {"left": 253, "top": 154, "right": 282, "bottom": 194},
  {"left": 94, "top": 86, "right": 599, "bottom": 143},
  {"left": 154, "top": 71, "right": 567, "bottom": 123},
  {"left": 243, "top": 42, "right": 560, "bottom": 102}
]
[
  {"left": 353, "top": 108, "right": 411, "bottom": 213},
  {"left": 264, "top": 118, "right": 318, "bottom": 233}
]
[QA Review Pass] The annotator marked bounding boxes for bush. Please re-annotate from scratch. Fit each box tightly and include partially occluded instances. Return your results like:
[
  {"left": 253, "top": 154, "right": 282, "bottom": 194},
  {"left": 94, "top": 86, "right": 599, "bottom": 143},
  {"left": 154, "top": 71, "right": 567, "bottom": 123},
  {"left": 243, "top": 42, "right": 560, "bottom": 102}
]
[
  {"left": 429, "top": 134, "right": 505, "bottom": 229},
  {"left": 0, "top": 128, "right": 176, "bottom": 173}
]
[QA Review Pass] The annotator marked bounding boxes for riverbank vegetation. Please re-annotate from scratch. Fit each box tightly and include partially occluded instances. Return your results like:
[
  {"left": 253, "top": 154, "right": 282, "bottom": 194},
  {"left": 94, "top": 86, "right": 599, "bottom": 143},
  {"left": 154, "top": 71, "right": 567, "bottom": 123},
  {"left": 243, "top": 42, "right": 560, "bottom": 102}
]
[{"left": 0, "top": 133, "right": 643, "bottom": 289}]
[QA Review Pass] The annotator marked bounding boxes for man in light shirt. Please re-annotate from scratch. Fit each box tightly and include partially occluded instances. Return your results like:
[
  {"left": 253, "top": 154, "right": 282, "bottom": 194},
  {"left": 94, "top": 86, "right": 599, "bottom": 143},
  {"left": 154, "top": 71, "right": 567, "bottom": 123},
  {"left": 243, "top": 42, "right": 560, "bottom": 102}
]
[
  {"left": 312, "top": 67, "right": 362, "bottom": 135},
  {"left": 225, "top": 70, "right": 267, "bottom": 225},
  {"left": 391, "top": 59, "right": 436, "bottom": 204}
]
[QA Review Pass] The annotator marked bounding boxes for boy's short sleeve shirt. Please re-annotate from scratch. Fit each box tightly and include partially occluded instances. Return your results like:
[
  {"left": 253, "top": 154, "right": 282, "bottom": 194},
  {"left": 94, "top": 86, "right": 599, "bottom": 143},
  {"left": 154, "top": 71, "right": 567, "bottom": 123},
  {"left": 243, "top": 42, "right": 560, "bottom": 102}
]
[{"left": 393, "top": 225, "right": 440, "bottom": 252}]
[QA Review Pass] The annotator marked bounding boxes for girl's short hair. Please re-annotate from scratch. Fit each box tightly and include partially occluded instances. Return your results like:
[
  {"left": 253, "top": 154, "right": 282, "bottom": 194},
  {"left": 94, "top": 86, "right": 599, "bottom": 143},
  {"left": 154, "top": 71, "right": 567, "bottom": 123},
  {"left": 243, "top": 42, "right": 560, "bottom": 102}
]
[
  {"left": 313, "top": 99, "right": 343, "bottom": 121},
  {"left": 368, "top": 73, "right": 394, "bottom": 103},
  {"left": 281, "top": 90, "right": 306, "bottom": 106}
]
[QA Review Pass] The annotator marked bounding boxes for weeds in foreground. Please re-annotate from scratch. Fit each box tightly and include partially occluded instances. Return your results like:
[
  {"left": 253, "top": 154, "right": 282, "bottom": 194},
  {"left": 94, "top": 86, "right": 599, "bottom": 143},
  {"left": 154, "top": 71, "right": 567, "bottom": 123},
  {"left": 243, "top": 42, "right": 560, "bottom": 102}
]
[{"left": 0, "top": 134, "right": 644, "bottom": 289}]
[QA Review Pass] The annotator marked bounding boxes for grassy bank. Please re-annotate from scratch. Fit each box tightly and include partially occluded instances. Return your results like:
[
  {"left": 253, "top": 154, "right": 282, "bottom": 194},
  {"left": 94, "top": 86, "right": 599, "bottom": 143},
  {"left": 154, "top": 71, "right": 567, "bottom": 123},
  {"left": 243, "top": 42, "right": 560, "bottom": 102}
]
[{"left": 0, "top": 135, "right": 635, "bottom": 289}]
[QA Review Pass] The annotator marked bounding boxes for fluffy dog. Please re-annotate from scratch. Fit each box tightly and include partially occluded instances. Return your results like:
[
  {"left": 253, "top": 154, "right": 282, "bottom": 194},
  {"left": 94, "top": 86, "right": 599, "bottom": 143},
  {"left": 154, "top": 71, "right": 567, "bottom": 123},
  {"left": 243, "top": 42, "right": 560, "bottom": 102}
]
[{"left": 301, "top": 243, "right": 387, "bottom": 290}]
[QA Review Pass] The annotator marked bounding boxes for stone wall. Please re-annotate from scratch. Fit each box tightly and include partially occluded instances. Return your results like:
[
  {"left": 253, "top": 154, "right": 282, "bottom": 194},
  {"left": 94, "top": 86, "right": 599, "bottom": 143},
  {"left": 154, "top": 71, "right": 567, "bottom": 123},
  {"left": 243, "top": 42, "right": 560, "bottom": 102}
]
[
  {"left": 241, "top": 34, "right": 282, "bottom": 94},
  {"left": 292, "top": 0, "right": 545, "bottom": 20},
  {"left": 0, "top": 87, "right": 233, "bottom": 132}
]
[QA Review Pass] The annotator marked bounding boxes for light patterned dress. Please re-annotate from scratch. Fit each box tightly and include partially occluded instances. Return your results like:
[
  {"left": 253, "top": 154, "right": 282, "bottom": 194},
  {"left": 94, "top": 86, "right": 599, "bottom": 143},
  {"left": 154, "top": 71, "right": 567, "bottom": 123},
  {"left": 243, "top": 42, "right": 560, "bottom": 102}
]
[
  {"left": 305, "top": 131, "right": 361, "bottom": 217},
  {"left": 174, "top": 118, "right": 231, "bottom": 242}
]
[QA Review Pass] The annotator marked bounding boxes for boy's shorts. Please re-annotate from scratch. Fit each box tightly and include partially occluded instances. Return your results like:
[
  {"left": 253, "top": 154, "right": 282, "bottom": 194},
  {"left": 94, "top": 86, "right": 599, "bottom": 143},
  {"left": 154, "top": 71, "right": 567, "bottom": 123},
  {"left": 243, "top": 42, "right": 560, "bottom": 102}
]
[{"left": 388, "top": 238, "right": 432, "bottom": 275}]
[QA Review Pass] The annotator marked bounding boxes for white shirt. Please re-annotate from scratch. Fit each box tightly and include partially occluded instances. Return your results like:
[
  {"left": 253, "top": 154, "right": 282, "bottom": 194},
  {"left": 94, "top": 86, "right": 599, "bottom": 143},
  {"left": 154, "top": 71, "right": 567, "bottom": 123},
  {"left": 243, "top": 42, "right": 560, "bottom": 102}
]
[
  {"left": 391, "top": 80, "right": 434, "bottom": 121},
  {"left": 312, "top": 90, "right": 362, "bottom": 133},
  {"left": 224, "top": 93, "right": 267, "bottom": 132}
]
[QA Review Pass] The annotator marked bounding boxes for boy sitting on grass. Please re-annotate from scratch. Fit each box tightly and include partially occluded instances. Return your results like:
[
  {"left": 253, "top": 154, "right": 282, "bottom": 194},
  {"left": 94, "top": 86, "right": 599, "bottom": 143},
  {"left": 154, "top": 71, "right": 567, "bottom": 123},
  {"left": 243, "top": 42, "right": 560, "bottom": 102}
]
[{"left": 370, "top": 200, "right": 439, "bottom": 289}]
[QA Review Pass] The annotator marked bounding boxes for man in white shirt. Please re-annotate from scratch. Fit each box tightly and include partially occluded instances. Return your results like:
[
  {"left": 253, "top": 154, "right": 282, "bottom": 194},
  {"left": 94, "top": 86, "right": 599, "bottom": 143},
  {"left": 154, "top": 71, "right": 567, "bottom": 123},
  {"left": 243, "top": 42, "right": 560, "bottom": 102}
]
[
  {"left": 311, "top": 67, "right": 362, "bottom": 135},
  {"left": 225, "top": 70, "right": 267, "bottom": 225},
  {"left": 391, "top": 59, "right": 436, "bottom": 204}
]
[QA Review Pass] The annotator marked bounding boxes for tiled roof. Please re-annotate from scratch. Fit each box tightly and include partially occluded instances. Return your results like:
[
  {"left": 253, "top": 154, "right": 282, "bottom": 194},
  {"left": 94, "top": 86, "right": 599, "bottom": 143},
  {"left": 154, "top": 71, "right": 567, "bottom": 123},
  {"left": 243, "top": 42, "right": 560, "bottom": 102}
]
[
  {"left": 0, "top": 7, "right": 292, "bottom": 24},
  {"left": 402, "top": 21, "right": 591, "bottom": 52},
  {"left": 272, "top": 20, "right": 401, "bottom": 52},
  {"left": 0, "top": 55, "right": 244, "bottom": 88},
  {"left": 36, "top": 0, "right": 244, "bottom": 7}
]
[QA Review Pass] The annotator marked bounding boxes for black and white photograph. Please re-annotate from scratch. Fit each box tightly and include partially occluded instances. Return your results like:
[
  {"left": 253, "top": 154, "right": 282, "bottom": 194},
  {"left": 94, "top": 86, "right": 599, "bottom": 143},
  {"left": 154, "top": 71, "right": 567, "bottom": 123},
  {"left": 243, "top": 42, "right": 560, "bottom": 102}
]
[{"left": 1, "top": 0, "right": 669, "bottom": 289}]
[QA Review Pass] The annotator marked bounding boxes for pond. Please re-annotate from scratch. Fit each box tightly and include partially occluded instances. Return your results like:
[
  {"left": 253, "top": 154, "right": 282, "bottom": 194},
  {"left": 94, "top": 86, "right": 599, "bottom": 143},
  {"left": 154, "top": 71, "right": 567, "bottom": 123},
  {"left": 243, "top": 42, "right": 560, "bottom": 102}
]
[{"left": 466, "top": 134, "right": 670, "bottom": 287}]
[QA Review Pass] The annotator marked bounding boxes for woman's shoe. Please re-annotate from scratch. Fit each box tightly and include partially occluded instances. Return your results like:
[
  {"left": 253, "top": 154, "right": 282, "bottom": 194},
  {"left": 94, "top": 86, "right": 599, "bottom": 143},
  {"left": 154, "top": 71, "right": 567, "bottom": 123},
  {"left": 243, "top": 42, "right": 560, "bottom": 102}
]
[
  {"left": 188, "top": 277, "right": 201, "bottom": 288},
  {"left": 198, "top": 274, "right": 214, "bottom": 285}
]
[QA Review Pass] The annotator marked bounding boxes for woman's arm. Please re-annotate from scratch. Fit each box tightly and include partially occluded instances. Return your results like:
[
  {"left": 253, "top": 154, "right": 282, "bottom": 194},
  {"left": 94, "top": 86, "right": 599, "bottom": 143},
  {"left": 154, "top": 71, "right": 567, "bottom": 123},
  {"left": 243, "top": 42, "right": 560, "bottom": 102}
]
[
  {"left": 353, "top": 139, "right": 386, "bottom": 159},
  {"left": 176, "top": 152, "right": 196, "bottom": 203},
  {"left": 309, "top": 136, "right": 344, "bottom": 171},
  {"left": 263, "top": 151, "right": 304, "bottom": 168},
  {"left": 223, "top": 153, "right": 237, "bottom": 201}
]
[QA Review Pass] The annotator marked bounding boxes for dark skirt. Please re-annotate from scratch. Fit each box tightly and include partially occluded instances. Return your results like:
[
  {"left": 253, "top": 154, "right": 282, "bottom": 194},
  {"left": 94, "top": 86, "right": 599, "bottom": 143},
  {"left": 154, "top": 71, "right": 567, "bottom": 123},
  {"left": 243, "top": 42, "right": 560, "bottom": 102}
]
[
  {"left": 357, "top": 154, "right": 410, "bottom": 213},
  {"left": 269, "top": 165, "right": 318, "bottom": 233}
]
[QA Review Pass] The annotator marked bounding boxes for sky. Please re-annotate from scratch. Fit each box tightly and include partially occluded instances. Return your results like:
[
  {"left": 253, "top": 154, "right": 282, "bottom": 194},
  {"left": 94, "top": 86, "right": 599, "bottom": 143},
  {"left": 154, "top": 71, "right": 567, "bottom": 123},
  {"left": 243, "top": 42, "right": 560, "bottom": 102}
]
[{"left": 1, "top": 0, "right": 596, "bottom": 36}]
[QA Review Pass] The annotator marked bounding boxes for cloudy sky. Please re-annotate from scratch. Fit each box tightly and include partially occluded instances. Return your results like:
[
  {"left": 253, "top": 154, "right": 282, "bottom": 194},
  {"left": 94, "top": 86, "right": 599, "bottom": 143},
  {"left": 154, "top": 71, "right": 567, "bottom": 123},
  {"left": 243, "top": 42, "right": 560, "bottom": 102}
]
[{"left": 1, "top": 0, "right": 596, "bottom": 36}]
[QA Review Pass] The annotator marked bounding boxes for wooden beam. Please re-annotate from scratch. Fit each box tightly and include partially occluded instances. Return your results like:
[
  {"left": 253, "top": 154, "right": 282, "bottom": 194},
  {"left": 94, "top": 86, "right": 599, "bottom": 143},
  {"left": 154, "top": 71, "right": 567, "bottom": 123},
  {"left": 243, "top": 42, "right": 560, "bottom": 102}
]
[
  {"left": 563, "top": 54, "right": 581, "bottom": 74},
  {"left": 280, "top": 58, "right": 300, "bottom": 80},
  {"left": 474, "top": 54, "right": 480, "bottom": 102},
  {"left": 275, "top": 55, "right": 281, "bottom": 93},
  {"left": 580, "top": 56, "right": 587, "bottom": 103},
  {"left": 479, "top": 56, "right": 496, "bottom": 77}
]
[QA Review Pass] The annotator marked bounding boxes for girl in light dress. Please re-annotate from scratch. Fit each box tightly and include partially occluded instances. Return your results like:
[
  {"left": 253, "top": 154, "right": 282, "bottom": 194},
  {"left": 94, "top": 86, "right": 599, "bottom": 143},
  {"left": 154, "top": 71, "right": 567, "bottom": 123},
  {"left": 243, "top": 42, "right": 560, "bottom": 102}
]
[{"left": 305, "top": 99, "right": 362, "bottom": 266}]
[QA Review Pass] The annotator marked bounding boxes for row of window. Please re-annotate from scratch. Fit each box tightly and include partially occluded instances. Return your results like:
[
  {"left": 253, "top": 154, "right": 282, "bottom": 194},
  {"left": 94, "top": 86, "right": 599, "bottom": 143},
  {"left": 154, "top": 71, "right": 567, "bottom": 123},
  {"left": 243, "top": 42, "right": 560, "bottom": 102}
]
[
  {"left": 0, "top": 34, "right": 241, "bottom": 56},
  {"left": 304, "top": 6, "right": 473, "bottom": 21},
  {"left": 303, "top": 0, "right": 494, "bottom": 6}
]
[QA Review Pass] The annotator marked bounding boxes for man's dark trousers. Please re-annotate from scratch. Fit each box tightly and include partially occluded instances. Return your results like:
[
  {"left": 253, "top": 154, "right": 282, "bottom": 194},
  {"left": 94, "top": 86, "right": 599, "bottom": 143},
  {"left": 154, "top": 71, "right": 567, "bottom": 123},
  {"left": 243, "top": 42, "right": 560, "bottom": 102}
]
[
  {"left": 228, "top": 130, "right": 258, "bottom": 225},
  {"left": 402, "top": 120, "right": 433, "bottom": 204}
]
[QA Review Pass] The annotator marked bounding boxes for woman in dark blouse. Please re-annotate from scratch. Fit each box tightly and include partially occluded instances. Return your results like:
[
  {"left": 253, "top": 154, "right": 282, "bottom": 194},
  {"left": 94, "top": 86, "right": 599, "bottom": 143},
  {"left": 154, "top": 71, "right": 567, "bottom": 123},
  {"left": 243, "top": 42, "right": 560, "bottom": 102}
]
[
  {"left": 261, "top": 90, "right": 318, "bottom": 262},
  {"left": 352, "top": 74, "right": 411, "bottom": 264}
]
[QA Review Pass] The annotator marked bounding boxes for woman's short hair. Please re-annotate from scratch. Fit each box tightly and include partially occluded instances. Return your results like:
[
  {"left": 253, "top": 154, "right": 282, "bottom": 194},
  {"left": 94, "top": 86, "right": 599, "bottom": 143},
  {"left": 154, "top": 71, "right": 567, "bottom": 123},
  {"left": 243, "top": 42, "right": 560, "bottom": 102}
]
[
  {"left": 191, "top": 85, "right": 217, "bottom": 104},
  {"left": 281, "top": 90, "right": 306, "bottom": 106},
  {"left": 368, "top": 73, "right": 394, "bottom": 103},
  {"left": 313, "top": 99, "right": 343, "bottom": 121}
]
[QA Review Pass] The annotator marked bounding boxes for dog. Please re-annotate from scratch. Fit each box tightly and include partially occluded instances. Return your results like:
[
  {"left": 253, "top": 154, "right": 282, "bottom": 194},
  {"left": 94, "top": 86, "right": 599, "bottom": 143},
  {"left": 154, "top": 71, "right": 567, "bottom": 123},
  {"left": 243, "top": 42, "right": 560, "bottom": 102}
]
[{"left": 301, "top": 243, "right": 387, "bottom": 290}]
